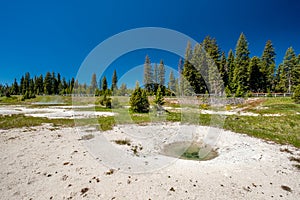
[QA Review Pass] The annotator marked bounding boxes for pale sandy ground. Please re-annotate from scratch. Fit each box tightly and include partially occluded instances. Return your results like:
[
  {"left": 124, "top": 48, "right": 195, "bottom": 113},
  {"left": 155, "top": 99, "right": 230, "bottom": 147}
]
[
  {"left": 0, "top": 123, "right": 299, "bottom": 200},
  {"left": 0, "top": 105, "right": 115, "bottom": 119}
]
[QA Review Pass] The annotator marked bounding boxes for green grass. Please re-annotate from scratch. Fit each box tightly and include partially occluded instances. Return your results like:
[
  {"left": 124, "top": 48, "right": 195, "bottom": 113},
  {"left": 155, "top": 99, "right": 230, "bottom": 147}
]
[
  {"left": 244, "top": 97, "right": 300, "bottom": 115},
  {"left": 0, "top": 96, "right": 22, "bottom": 104},
  {"left": 166, "top": 111, "right": 300, "bottom": 148},
  {"left": 0, "top": 114, "right": 75, "bottom": 129},
  {"left": 0, "top": 95, "right": 73, "bottom": 105},
  {"left": 1, "top": 97, "right": 300, "bottom": 148},
  {"left": 224, "top": 115, "right": 300, "bottom": 147}
]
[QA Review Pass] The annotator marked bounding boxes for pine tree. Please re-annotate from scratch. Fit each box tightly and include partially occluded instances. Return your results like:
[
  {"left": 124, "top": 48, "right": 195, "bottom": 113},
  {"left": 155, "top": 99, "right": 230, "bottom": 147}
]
[
  {"left": 279, "top": 47, "right": 297, "bottom": 93},
  {"left": 189, "top": 43, "right": 208, "bottom": 94},
  {"left": 153, "top": 63, "right": 158, "bottom": 84},
  {"left": 261, "top": 40, "right": 276, "bottom": 92},
  {"left": 11, "top": 78, "right": 19, "bottom": 95},
  {"left": 173, "top": 78, "right": 179, "bottom": 96},
  {"left": 274, "top": 64, "right": 285, "bottom": 92},
  {"left": 292, "top": 85, "right": 300, "bottom": 103},
  {"left": 227, "top": 49, "right": 235, "bottom": 90},
  {"left": 90, "top": 73, "right": 98, "bottom": 94},
  {"left": 202, "top": 36, "right": 224, "bottom": 95},
  {"left": 168, "top": 70, "right": 176, "bottom": 93},
  {"left": 52, "top": 72, "right": 58, "bottom": 94},
  {"left": 158, "top": 60, "right": 165, "bottom": 86},
  {"left": 220, "top": 51, "right": 228, "bottom": 87},
  {"left": 44, "top": 72, "right": 52, "bottom": 95},
  {"left": 35, "top": 75, "right": 43, "bottom": 95},
  {"left": 178, "top": 57, "right": 184, "bottom": 96},
  {"left": 19, "top": 76, "right": 24, "bottom": 95},
  {"left": 24, "top": 72, "right": 30, "bottom": 94},
  {"left": 143, "top": 55, "right": 153, "bottom": 90},
  {"left": 141, "top": 90, "right": 150, "bottom": 112},
  {"left": 29, "top": 78, "right": 36, "bottom": 98},
  {"left": 57, "top": 73, "right": 61, "bottom": 94},
  {"left": 232, "top": 33, "right": 250, "bottom": 94},
  {"left": 70, "top": 78, "right": 75, "bottom": 93},
  {"left": 292, "top": 54, "right": 300, "bottom": 90},
  {"left": 208, "top": 56, "right": 223, "bottom": 95},
  {"left": 99, "top": 90, "right": 112, "bottom": 108},
  {"left": 248, "top": 56, "right": 263, "bottom": 92},
  {"left": 202, "top": 36, "right": 221, "bottom": 70},
  {"left": 129, "top": 87, "right": 149, "bottom": 113},
  {"left": 111, "top": 69, "right": 118, "bottom": 92},
  {"left": 154, "top": 86, "right": 165, "bottom": 107},
  {"left": 102, "top": 76, "right": 108, "bottom": 92},
  {"left": 60, "top": 77, "right": 68, "bottom": 94}
]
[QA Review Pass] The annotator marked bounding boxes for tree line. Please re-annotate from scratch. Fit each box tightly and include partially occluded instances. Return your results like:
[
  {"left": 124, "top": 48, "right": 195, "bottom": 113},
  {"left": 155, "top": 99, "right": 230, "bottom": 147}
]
[
  {"left": 0, "top": 72, "right": 75, "bottom": 100},
  {"left": 180, "top": 34, "right": 300, "bottom": 96},
  {"left": 1, "top": 32, "right": 299, "bottom": 100}
]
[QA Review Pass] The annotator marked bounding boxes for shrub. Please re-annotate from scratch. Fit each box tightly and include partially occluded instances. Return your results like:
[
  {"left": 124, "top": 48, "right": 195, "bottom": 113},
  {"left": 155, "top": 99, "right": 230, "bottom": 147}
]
[
  {"left": 98, "top": 92, "right": 112, "bottom": 108},
  {"left": 114, "top": 139, "right": 131, "bottom": 146},
  {"left": 129, "top": 87, "right": 149, "bottom": 113},
  {"left": 153, "top": 86, "right": 165, "bottom": 107},
  {"left": 292, "top": 85, "right": 300, "bottom": 104}
]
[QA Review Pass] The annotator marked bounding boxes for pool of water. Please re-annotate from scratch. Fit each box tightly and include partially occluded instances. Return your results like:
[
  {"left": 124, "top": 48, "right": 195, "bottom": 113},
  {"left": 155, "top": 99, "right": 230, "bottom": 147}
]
[{"left": 161, "top": 141, "right": 218, "bottom": 161}]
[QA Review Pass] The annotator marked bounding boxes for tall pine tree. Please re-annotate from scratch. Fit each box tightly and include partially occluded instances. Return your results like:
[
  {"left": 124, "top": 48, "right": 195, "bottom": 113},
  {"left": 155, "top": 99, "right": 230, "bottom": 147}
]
[
  {"left": 101, "top": 76, "right": 108, "bottom": 92},
  {"left": 232, "top": 33, "right": 250, "bottom": 95},
  {"left": 90, "top": 73, "right": 98, "bottom": 94},
  {"left": 248, "top": 56, "right": 263, "bottom": 92},
  {"left": 158, "top": 60, "right": 165, "bottom": 86},
  {"left": 260, "top": 40, "right": 276, "bottom": 92},
  {"left": 111, "top": 69, "right": 118, "bottom": 92},
  {"left": 153, "top": 63, "right": 158, "bottom": 84},
  {"left": 227, "top": 49, "right": 235, "bottom": 91},
  {"left": 220, "top": 51, "right": 228, "bottom": 87},
  {"left": 168, "top": 70, "right": 176, "bottom": 93},
  {"left": 44, "top": 72, "right": 52, "bottom": 95},
  {"left": 202, "top": 36, "right": 221, "bottom": 70},
  {"left": 276, "top": 47, "right": 297, "bottom": 93},
  {"left": 143, "top": 55, "right": 153, "bottom": 89}
]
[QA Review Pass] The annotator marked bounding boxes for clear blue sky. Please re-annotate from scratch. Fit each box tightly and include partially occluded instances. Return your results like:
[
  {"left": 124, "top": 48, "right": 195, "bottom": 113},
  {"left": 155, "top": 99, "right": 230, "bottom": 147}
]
[{"left": 0, "top": 0, "right": 299, "bottom": 87}]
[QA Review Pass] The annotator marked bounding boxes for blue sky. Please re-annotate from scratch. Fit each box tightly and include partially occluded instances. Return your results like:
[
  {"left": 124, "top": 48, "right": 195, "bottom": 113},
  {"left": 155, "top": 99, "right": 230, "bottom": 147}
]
[{"left": 0, "top": 0, "right": 299, "bottom": 87}]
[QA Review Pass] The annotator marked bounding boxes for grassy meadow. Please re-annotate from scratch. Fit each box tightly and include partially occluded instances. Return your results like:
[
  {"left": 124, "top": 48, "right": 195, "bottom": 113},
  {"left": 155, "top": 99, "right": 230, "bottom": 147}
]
[{"left": 0, "top": 95, "right": 299, "bottom": 148}]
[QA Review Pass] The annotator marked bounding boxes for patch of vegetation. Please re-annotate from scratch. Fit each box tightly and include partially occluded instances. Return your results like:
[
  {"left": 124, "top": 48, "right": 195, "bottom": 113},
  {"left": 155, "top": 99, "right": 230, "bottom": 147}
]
[
  {"left": 165, "top": 109, "right": 300, "bottom": 148},
  {"left": 1, "top": 97, "right": 300, "bottom": 149},
  {"left": 97, "top": 116, "right": 116, "bottom": 131},
  {"left": 0, "top": 114, "right": 105, "bottom": 129},
  {"left": 114, "top": 139, "right": 131, "bottom": 146},
  {"left": 129, "top": 87, "right": 149, "bottom": 113},
  {"left": 243, "top": 97, "right": 300, "bottom": 115},
  {"left": 182, "top": 151, "right": 199, "bottom": 159},
  {"left": 0, "top": 95, "right": 22, "bottom": 104},
  {"left": 280, "top": 148, "right": 293, "bottom": 154},
  {"left": 0, "top": 114, "right": 74, "bottom": 129},
  {"left": 98, "top": 92, "right": 112, "bottom": 108},
  {"left": 224, "top": 115, "right": 300, "bottom": 147},
  {"left": 289, "top": 156, "right": 300, "bottom": 163}
]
